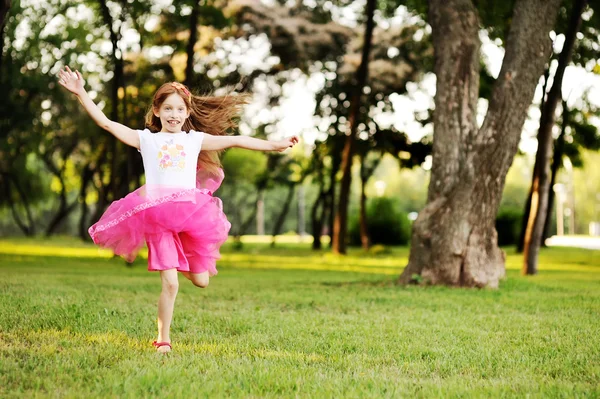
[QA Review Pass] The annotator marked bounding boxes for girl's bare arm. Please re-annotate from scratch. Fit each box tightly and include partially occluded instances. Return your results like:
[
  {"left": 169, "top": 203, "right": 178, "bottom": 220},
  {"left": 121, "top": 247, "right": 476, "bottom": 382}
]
[
  {"left": 58, "top": 66, "right": 140, "bottom": 149},
  {"left": 202, "top": 134, "right": 299, "bottom": 152}
]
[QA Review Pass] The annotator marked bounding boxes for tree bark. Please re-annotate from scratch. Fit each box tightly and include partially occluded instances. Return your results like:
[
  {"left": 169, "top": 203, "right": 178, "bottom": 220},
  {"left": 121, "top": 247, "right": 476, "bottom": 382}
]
[
  {"left": 522, "top": 0, "right": 587, "bottom": 275},
  {"left": 399, "top": 0, "right": 561, "bottom": 288},
  {"left": 332, "top": 0, "right": 376, "bottom": 254},
  {"left": 185, "top": 0, "right": 200, "bottom": 87}
]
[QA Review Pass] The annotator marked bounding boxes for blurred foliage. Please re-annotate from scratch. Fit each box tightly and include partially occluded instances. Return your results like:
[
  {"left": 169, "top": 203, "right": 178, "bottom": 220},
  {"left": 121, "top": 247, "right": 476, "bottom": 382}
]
[
  {"left": 0, "top": 0, "right": 598, "bottom": 240},
  {"left": 496, "top": 207, "right": 523, "bottom": 246},
  {"left": 349, "top": 196, "right": 411, "bottom": 246}
]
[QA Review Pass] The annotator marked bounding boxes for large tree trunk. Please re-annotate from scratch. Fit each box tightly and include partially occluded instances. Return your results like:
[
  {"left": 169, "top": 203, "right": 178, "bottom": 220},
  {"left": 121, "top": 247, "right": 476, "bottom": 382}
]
[
  {"left": 542, "top": 99, "right": 568, "bottom": 243},
  {"left": 522, "top": 0, "right": 587, "bottom": 275},
  {"left": 399, "top": 0, "right": 560, "bottom": 288},
  {"left": 331, "top": 0, "right": 376, "bottom": 254}
]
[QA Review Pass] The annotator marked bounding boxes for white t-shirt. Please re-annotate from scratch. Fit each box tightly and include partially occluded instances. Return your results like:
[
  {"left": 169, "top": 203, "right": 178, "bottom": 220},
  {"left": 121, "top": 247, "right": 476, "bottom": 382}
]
[{"left": 137, "top": 129, "right": 204, "bottom": 190}]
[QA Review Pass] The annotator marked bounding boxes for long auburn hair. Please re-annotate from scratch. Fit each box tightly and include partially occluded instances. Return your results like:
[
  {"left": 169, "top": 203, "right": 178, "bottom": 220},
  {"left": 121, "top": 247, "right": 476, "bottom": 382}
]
[{"left": 145, "top": 82, "right": 249, "bottom": 174}]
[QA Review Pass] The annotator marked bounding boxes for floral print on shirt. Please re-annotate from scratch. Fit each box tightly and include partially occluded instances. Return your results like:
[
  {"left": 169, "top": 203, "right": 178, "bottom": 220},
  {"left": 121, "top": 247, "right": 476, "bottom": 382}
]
[{"left": 157, "top": 139, "right": 186, "bottom": 171}]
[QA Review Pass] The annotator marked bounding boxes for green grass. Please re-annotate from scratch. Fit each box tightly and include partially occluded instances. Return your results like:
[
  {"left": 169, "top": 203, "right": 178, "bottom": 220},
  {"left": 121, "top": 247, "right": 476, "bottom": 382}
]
[{"left": 0, "top": 237, "right": 599, "bottom": 398}]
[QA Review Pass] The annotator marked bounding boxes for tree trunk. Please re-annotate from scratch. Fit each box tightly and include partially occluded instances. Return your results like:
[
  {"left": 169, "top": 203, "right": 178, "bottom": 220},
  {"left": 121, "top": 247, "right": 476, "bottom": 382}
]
[
  {"left": 359, "top": 172, "right": 369, "bottom": 251},
  {"left": 358, "top": 153, "right": 382, "bottom": 251},
  {"left": 0, "top": 0, "right": 10, "bottom": 76},
  {"left": 516, "top": 188, "right": 532, "bottom": 252},
  {"left": 311, "top": 191, "right": 326, "bottom": 250},
  {"left": 3, "top": 173, "right": 35, "bottom": 236},
  {"left": 332, "top": 0, "right": 376, "bottom": 254},
  {"left": 256, "top": 190, "right": 265, "bottom": 235},
  {"left": 98, "top": 0, "right": 126, "bottom": 203},
  {"left": 516, "top": 66, "right": 551, "bottom": 253},
  {"left": 541, "top": 100, "right": 568, "bottom": 244},
  {"left": 399, "top": 0, "right": 561, "bottom": 288},
  {"left": 46, "top": 202, "right": 78, "bottom": 236},
  {"left": 358, "top": 154, "right": 371, "bottom": 251},
  {"left": 233, "top": 189, "right": 262, "bottom": 242},
  {"left": 522, "top": 0, "right": 586, "bottom": 275},
  {"left": 42, "top": 145, "right": 78, "bottom": 236},
  {"left": 78, "top": 163, "right": 94, "bottom": 241},
  {"left": 271, "top": 184, "right": 296, "bottom": 247},
  {"left": 89, "top": 142, "right": 110, "bottom": 226},
  {"left": 185, "top": 0, "right": 200, "bottom": 87},
  {"left": 0, "top": 0, "right": 9, "bottom": 28},
  {"left": 311, "top": 156, "right": 326, "bottom": 250},
  {"left": 327, "top": 154, "right": 340, "bottom": 248}
]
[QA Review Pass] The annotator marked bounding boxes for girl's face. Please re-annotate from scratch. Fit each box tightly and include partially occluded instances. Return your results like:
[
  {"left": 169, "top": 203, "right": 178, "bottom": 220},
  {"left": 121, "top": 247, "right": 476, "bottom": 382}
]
[{"left": 155, "top": 93, "right": 190, "bottom": 133}]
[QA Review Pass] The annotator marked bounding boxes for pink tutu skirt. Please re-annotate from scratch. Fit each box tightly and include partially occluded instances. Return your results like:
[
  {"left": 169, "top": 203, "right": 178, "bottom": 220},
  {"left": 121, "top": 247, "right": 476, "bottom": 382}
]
[{"left": 88, "top": 169, "right": 230, "bottom": 275}]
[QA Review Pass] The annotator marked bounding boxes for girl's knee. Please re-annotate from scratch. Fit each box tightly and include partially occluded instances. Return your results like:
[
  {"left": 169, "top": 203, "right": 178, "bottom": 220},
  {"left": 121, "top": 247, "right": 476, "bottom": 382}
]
[
  {"left": 191, "top": 273, "right": 209, "bottom": 288},
  {"left": 160, "top": 270, "right": 179, "bottom": 295},
  {"left": 163, "top": 280, "right": 179, "bottom": 295}
]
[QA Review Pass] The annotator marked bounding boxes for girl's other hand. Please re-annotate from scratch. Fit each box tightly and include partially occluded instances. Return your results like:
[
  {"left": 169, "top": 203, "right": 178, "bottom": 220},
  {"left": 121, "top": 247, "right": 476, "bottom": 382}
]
[
  {"left": 58, "top": 66, "right": 85, "bottom": 96},
  {"left": 276, "top": 136, "right": 299, "bottom": 152}
]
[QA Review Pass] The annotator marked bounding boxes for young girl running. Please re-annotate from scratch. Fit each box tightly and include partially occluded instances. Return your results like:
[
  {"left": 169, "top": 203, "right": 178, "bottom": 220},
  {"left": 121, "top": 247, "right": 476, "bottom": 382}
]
[{"left": 58, "top": 66, "right": 298, "bottom": 353}]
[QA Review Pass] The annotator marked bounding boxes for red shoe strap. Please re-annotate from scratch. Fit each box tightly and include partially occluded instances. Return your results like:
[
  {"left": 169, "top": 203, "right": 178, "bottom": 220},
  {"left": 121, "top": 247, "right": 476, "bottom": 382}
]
[{"left": 152, "top": 341, "right": 172, "bottom": 349}]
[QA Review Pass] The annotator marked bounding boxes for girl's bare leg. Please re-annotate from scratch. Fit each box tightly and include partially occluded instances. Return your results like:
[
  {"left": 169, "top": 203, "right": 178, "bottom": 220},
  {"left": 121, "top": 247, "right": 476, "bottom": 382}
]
[
  {"left": 157, "top": 268, "right": 179, "bottom": 353},
  {"left": 179, "top": 271, "right": 210, "bottom": 288}
]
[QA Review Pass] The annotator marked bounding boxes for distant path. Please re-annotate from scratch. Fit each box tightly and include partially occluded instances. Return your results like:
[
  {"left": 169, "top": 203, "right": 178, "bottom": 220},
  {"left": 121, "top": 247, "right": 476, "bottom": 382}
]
[{"left": 545, "top": 236, "right": 600, "bottom": 250}]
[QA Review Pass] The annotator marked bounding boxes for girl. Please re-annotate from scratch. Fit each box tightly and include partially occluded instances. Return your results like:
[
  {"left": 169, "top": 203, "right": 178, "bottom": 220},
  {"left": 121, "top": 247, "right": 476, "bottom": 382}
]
[{"left": 58, "top": 66, "right": 298, "bottom": 354}]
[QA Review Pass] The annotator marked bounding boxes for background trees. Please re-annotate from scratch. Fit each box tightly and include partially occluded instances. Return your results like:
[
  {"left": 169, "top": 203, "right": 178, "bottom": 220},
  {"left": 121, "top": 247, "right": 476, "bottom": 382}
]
[{"left": 2, "top": 0, "right": 599, "bottom": 288}]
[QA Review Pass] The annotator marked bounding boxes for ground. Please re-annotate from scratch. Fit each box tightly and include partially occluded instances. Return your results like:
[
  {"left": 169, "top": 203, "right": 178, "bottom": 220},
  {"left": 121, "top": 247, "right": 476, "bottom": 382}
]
[{"left": 0, "top": 237, "right": 598, "bottom": 398}]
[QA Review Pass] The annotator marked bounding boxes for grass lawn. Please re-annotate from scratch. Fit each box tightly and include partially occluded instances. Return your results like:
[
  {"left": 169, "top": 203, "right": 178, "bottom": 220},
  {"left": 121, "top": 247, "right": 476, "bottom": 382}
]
[{"left": 0, "top": 237, "right": 599, "bottom": 398}]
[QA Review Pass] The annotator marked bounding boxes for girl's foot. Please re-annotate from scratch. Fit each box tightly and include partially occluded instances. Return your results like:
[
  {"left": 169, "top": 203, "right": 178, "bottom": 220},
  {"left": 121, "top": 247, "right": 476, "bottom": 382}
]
[{"left": 152, "top": 341, "right": 172, "bottom": 354}]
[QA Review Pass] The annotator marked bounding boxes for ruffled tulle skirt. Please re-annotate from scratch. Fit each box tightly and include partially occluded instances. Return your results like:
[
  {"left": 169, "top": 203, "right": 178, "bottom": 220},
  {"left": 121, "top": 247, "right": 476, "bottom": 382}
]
[{"left": 88, "top": 184, "right": 230, "bottom": 275}]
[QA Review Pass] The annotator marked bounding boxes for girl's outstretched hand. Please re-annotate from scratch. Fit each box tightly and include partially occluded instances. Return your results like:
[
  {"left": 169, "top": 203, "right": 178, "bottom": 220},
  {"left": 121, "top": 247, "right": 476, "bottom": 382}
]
[
  {"left": 275, "top": 135, "right": 299, "bottom": 152},
  {"left": 58, "top": 66, "right": 85, "bottom": 96}
]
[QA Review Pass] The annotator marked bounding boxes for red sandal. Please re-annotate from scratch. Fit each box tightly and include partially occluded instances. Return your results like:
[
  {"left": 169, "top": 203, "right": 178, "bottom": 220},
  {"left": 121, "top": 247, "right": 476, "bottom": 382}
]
[{"left": 152, "top": 341, "right": 172, "bottom": 352}]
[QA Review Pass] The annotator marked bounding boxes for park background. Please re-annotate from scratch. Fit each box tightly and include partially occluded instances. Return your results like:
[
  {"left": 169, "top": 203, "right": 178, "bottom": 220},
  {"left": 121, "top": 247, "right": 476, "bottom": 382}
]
[{"left": 1, "top": 0, "right": 599, "bottom": 397}]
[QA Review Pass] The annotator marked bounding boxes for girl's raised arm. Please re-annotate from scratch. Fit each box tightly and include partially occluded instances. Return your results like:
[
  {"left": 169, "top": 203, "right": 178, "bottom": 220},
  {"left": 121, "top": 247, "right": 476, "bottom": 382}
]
[
  {"left": 202, "top": 134, "right": 298, "bottom": 152},
  {"left": 58, "top": 66, "right": 140, "bottom": 149}
]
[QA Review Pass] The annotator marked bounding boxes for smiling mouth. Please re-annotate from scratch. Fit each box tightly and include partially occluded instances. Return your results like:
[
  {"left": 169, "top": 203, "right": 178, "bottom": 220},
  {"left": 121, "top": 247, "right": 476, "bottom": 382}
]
[{"left": 167, "top": 120, "right": 180, "bottom": 126}]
